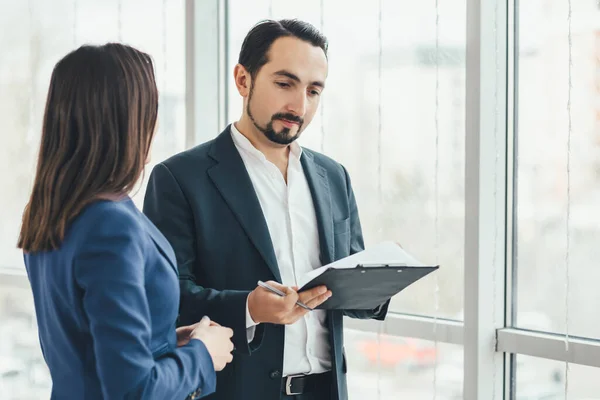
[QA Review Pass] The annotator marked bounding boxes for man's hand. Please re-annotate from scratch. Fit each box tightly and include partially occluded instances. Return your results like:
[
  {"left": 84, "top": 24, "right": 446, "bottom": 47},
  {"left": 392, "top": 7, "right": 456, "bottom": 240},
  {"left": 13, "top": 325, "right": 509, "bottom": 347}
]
[{"left": 247, "top": 281, "right": 331, "bottom": 325}]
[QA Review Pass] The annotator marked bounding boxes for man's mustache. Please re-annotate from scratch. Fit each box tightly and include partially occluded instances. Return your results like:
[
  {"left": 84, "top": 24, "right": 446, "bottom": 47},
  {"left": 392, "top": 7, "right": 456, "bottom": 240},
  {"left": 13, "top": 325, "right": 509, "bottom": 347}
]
[{"left": 272, "top": 113, "right": 304, "bottom": 125}]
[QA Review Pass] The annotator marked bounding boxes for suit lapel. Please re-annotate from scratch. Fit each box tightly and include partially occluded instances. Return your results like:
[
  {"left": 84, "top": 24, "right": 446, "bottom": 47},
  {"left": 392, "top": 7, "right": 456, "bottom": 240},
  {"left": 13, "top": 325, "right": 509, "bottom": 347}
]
[
  {"left": 301, "top": 151, "right": 335, "bottom": 265},
  {"left": 207, "top": 127, "right": 281, "bottom": 281}
]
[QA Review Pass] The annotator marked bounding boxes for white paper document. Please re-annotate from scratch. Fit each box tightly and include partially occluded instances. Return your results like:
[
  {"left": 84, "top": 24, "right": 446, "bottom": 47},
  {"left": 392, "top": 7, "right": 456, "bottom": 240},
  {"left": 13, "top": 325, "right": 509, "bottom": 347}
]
[{"left": 298, "top": 241, "right": 425, "bottom": 288}]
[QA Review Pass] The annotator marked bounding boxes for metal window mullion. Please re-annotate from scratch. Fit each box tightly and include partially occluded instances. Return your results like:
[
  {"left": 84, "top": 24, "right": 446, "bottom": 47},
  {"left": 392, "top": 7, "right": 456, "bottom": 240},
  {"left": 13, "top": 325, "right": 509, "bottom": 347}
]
[
  {"left": 185, "top": 0, "right": 227, "bottom": 148},
  {"left": 505, "top": 0, "right": 518, "bottom": 396},
  {"left": 464, "top": 0, "right": 509, "bottom": 399},
  {"left": 498, "top": 328, "right": 600, "bottom": 369},
  {"left": 344, "top": 314, "right": 463, "bottom": 346}
]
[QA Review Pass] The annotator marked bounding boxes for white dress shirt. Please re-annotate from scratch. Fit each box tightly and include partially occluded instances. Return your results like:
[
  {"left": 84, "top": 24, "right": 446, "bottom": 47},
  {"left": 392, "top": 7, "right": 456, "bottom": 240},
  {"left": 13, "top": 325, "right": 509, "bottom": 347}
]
[{"left": 231, "top": 123, "right": 332, "bottom": 376}]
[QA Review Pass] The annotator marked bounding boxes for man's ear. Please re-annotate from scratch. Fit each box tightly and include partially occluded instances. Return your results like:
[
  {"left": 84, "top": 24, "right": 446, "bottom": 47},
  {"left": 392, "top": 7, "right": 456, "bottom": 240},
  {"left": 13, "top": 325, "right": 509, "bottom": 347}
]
[{"left": 234, "top": 64, "right": 251, "bottom": 98}]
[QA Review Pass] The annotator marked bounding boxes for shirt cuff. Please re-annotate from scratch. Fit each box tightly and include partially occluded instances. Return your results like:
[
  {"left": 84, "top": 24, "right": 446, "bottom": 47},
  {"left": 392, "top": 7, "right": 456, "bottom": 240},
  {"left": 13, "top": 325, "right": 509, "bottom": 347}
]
[{"left": 246, "top": 295, "right": 258, "bottom": 343}]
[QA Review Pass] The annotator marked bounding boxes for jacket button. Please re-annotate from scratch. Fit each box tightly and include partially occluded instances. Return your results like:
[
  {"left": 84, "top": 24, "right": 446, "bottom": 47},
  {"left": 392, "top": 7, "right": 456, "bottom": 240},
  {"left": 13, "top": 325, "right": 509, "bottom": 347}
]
[{"left": 269, "top": 370, "right": 281, "bottom": 379}]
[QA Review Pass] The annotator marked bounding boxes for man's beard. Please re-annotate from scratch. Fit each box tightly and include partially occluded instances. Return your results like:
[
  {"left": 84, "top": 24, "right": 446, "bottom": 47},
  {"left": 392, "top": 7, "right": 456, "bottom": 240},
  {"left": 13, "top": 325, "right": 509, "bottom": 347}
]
[{"left": 246, "top": 86, "right": 304, "bottom": 146}]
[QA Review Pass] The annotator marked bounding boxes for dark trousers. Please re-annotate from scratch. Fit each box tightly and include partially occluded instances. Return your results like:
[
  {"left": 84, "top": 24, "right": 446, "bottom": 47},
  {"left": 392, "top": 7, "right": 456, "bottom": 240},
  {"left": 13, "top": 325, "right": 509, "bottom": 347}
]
[{"left": 280, "top": 390, "right": 332, "bottom": 400}]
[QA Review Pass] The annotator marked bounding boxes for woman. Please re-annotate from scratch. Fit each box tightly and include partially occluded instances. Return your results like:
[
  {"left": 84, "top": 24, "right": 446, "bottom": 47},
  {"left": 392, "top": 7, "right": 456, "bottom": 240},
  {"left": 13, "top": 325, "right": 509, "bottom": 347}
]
[{"left": 17, "top": 43, "right": 233, "bottom": 399}]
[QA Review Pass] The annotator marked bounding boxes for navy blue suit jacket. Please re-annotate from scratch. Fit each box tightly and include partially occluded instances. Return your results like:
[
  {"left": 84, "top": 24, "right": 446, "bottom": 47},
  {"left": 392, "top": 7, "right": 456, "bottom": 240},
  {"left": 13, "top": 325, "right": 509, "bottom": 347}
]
[
  {"left": 144, "top": 126, "right": 389, "bottom": 400},
  {"left": 24, "top": 198, "right": 216, "bottom": 399}
]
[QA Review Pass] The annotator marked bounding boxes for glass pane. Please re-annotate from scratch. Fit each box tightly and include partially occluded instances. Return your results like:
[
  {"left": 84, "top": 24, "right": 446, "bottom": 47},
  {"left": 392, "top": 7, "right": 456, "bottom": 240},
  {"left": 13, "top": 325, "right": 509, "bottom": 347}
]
[
  {"left": 228, "top": 0, "right": 466, "bottom": 319},
  {"left": 514, "top": 0, "right": 600, "bottom": 337},
  {"left": 514, "top": 355, "right": 600, "bottom": 399},
  {"left": 0, "top": 276, "right": 50, "bottom": 398},
  {"left": 0, "top": 0, "right": 186, "bottom": 270},
  {"left": 0, "top": 1, "right": 186, "bottom": 397},
  {"left": 344, "top": 328, "right": 463, "bottom": 399}
]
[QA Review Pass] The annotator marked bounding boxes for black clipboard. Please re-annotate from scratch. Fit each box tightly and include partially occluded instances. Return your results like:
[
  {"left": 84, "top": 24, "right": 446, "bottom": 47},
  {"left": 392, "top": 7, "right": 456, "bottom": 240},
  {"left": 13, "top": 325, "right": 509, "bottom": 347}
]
[{"left": 299, "top": 263, "right": 439, "bottom": 310}]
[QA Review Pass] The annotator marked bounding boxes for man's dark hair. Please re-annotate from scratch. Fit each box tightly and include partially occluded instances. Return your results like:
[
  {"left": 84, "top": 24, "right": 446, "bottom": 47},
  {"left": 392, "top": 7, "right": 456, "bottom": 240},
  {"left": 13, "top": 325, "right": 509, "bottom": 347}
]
[{"left": 238, "top": 19, "right": 328, "bottom": 78}]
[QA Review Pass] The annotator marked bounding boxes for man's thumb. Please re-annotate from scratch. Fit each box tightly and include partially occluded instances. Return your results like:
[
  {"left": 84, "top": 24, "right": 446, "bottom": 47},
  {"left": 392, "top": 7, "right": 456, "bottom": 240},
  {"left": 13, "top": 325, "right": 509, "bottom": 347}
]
[{"left": 282, "top": 287, "right": 299, "bottom": 304}]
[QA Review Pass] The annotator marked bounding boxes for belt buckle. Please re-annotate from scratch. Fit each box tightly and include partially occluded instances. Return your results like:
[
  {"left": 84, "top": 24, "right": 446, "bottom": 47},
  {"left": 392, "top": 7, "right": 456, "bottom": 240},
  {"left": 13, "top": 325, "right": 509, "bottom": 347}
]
[{"left": 285, "top": 374, "right": 304, "bottom": 396}]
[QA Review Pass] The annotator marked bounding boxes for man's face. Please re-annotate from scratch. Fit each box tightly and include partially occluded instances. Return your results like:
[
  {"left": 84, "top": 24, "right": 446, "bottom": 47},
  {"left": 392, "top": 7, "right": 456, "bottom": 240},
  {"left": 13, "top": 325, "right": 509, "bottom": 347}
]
[{"left": 245, "top": 36, "right": 328, "bottom": 146}]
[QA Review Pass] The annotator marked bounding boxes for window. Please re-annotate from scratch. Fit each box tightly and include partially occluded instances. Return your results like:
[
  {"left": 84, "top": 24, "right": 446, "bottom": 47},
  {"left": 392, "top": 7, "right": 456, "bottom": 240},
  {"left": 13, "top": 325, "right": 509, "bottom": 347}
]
[
  {"left": 0, "top": 1, "right": 186, "bottom": 396},
  {"left": 0, "top": 0, "right": 186, "bottom": 270},
  {"left": 514, "top": 355, "right": 600, "bottom": 398},
  {"left": 0, "top": 279, "right": 47, "bottom": 398},
  {"left": 344, "top": 329, "right": 463, "bottom": 399},
  {"left": 514, "top": 0, "right": 600, "bottom": 339}
]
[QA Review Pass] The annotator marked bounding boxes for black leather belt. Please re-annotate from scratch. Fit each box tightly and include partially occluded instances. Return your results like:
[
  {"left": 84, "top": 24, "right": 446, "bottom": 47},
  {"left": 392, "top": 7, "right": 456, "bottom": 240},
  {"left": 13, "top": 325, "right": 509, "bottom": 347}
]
[{"left": 281, "top": 371, "right": 332, "bottom": 395}]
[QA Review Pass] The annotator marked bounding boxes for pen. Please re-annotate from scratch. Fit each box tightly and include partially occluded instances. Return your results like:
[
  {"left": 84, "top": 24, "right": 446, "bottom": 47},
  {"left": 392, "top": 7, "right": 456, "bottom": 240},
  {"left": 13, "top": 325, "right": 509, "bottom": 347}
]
[{"left": 257, "top": 280, "right": 313, "bottom": 311}]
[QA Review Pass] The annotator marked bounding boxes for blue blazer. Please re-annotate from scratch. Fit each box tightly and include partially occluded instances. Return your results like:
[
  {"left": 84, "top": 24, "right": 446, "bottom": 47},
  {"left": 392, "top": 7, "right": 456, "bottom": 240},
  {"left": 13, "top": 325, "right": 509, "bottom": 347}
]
[
  {"left": 143, "top": 126, "right": 389, "bottom": 400},
  {"left": 24, "top": 198, "right": 216, "bottom": 399}
]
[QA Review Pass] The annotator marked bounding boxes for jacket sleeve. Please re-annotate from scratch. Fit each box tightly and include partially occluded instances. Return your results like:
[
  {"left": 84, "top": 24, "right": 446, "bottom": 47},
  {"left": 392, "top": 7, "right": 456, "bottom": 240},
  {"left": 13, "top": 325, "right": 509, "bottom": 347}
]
[
  {"left": 143, "top": 162, "right": 265, "bottom": 355},
  {"left": 74, "top": 206, "right": 216, "bottom": 399}
]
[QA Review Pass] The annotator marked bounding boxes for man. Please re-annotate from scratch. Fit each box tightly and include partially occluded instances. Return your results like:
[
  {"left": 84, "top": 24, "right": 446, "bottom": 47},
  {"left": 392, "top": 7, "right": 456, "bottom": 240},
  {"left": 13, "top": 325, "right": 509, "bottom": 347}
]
[{"left": 144, "top": 19, "right": 389, "bottom": 400}]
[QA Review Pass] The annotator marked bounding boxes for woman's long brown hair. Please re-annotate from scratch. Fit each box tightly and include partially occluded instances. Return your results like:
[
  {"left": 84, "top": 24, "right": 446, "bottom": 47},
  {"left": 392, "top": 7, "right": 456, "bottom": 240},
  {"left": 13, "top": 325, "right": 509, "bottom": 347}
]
[{"left": 18, "top": 43, "right": 158, "bottom": 253}]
